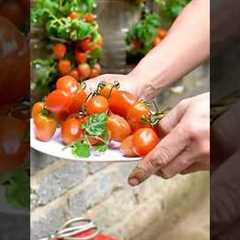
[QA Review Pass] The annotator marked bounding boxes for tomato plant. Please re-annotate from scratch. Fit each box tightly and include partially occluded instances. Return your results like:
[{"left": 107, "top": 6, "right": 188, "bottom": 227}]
[{"left": 132, "top": 128, "right": 159, "bottom": 156}]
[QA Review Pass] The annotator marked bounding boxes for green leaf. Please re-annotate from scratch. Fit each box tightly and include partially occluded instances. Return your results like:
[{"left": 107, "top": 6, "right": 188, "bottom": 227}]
[
  {"left": 95, "top": 144, "right": 108, "bottom": 153},
  {"left": 88, "top": 47, "right": 103, "bottom": 60},
  {"left": 72, "top": 141, "right": 90, "bottom": 158},
  {"left": 82, "top": 113, "right": 108, "bottom": 137}
]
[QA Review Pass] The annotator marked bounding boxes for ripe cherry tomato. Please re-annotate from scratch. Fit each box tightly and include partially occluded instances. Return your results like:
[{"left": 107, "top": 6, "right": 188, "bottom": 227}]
[
  {"left": 56, "top": 75, "right": 79, "bottom": 94},
  {"left": 108, "top": 90, "right": 137, "bottom": 118},
  {"left": 45, "top": 90, "right": 72, "bottom": 113},
  {"left": 127, "top": 101, "right": 151, "bottom": 131},
  {"left": 54, "top": 111, "right": 69, "bottom": 124},
  {"left": 68, "top": 88, "right": 87, "bottom": 114},
  {"left": 75, "top": 51, "right": 87, "bottom": 64},
  {"left": 34, "top": 114, "right": 57, "bottom": 142},
  {"left": 78, "top": 63, "right": 91, "bottom": 79},
  {"left": 77, "top": 38, "right": 92, "bottom": 52},
  {"left": 31, "top": 102, "right": 44, "bottom": 120},
  {"left": 90, "top": 68, "right": 99, "bottom": 78},
  {"left": 133, "top": 39, "right": 141, "bottom": 49},
  {"left": 158, "top": 29, "right": 167, "bottom": 38},
  {"left": 0, "top": 16, "right": 29, "bottom": 105},
  {"left": 70, "top": 68, "right": 80, "bottom": 81},
  {"left": 61, "top": 117, "right": 83, "bottom": 145},
  {"left": 120, "top": 135, "right": 137, "bottom": 157},
  {"left": 99, "top": 83, "right": 118, "bottom": 99},
  {"left": 68, "top": 11, "right": 80, "bottom": 20},
  {"left": 107, "top": 114, "right": 131, "bottom": 142},
  {"left": 85, "top": 95, "right": 109, "bottom": 114},
  {"left": 83, "top": 14, "right": 96, "bottom": 23},
  {"left": 0, "top": 116, "right": 28, "bottom": 172},
  {"left": 132, "top": 128, "right": 159, "bottom": 156},
  {"left": 153, "top": 37, "right": 161, "bottom": 47},
  {"left": 58, "top": 59, "right": 71, "bottom": 76},
  {"left": 53, "top": 43, "right": 67, "bottom": 60}
]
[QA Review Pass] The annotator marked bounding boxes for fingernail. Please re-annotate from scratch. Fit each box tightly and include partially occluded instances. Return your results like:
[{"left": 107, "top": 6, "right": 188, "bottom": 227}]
[
  {"left": 128, "top": 177, "right": 140, "bottom": 186},
  {"left": 128, "top": 167, "right": 147, "bottom": 187}
]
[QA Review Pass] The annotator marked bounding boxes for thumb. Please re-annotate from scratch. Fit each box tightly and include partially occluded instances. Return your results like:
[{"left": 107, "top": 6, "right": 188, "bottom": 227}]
[{"left": 128, "top": 124, "right": 190, "bottom": 186}]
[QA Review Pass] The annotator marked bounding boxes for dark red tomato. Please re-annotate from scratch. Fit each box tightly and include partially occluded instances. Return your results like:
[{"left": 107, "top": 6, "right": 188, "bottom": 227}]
[
  {"left": 77, "top": 38, "right": 92, "bottom": 52},
  {"left": 133, "top": 128, "right": 159, "bottom": 157},
  {"left": 68, "top": 88, "right": 87, "bottom": 114},
  {"left": 0, "top": 116, "right": 28, "bottom": 172},
  {"left": 45, "top": 90, "right": 72, "bottom": 113},
  {"left": 53, "top": 43, "right": 67, "bottom": 60},
  {"left": 74, "top": 51, "right": 87, "bottom": 64},
  {"left": 133, "top": 39, "right": 141, "bottom": 49},
  {"left": 61, "top": 117, "right": 83, "bottom": 145},
  {"left": 108, "top": 90, "right": 137, "bottom": 118},
  {"left": 0, "top": 0, "right": 26, "bottom": 28},
  {"left": 56, "top": 75, "right": 79, "bottom": 94},
  {"left": 85, "top": 95, "right": 109, "bottom": 114},
  {"left": 54, "top": 111, "right": 69, "bottom": 124},
  {"left": 107, "top": 114, "right": 131, "bottom": 142},
  {"left": 0, "top": 16, "right": 29, "bottom": 106},
  {"left": 127, "top": 101, "right": 152, "bottom": 131}
]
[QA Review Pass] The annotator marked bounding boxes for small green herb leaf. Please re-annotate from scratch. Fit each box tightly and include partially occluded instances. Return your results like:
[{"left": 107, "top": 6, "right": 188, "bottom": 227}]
[
  {"left": 72, "top": 141, "right": 90, "bottom": 158},
  {"left": 95, "top": 144, "right": 108, "bottom": 153}
]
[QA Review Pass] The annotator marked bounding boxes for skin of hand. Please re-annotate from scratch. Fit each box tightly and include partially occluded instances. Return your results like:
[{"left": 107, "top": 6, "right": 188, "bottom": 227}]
[
  {"left": 87, "top": 0, "right": 210, "bottom": 99},
  {"left": 128, "top": 93, "right": 210, "bottom": 187}
]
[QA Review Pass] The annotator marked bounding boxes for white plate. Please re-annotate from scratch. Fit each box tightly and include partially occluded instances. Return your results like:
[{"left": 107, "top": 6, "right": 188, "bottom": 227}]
[{"left": 30, "top": 120, "right": 141, "bottom": 163}]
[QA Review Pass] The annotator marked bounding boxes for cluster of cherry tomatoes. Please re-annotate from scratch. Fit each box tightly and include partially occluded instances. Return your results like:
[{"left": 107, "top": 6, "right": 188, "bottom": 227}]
[
  {"left": 53, "top": 33, "right": 103, "bottom": 81},
  {"left": 32, "top": 74, "right": 164, "bottom": 158}
]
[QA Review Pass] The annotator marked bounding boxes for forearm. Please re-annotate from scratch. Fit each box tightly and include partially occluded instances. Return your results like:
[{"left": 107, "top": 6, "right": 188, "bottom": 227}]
[{"left": 129, "top": 0, "right": 210, "bottom": 99}]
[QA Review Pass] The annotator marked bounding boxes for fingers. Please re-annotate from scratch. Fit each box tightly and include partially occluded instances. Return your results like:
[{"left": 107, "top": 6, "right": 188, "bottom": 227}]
[
  {"left": 128, "top": 125, "right": 190, "bottom": 186},
  {"left": 159, "top": 98, "right": 190, "bottom": 134},
  {"left": 159, "top": 147, "right": 195, "bottom": 178},
  {"left": 181, "top": 160, "right": 209, "bottom": 174}
]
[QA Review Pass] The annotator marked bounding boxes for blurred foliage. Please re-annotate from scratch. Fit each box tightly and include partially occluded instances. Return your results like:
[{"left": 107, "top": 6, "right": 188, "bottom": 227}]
[
  {"left": 126, "top": 14, "right": 161, "bottom": 55},
  {"left": 155, "top": 0, "right": 191, "bottom": 21}
]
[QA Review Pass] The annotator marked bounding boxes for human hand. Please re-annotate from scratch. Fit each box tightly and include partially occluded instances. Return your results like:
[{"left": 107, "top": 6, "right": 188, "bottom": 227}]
[
  {"left": 85, "top": 73, "right": 146, "bottom": 98},
  {"left": 128, "top": 93, "right": 210, "bottom": 186}
]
